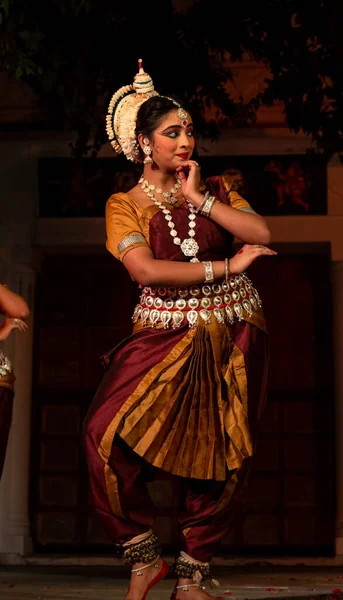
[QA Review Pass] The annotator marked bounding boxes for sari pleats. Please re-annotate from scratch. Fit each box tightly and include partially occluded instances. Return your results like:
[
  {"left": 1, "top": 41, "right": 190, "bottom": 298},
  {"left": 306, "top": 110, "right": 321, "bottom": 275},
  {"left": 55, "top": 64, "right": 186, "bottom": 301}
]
[{"left": 95, "top": 319, "right": 264, "bottom": 481}]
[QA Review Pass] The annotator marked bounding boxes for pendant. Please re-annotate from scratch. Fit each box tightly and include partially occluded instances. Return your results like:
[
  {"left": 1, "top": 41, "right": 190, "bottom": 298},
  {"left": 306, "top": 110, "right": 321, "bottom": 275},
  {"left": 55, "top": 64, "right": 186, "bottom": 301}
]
[
  {"left": 161, "top": 310, "right": 172, "bottom": 328},
  {"left": 141, "top": 308, "right": 150, "bottom": 326},
  {"left": 242, "top": 299, "right": 253, "bottom": 317},
  {"left": 172, "top": 311, "right": 184, "bottom": 328},
  {"left": 213, "top": 308, "right": 225, "bottom": 324},
  {"left": 0, "top": 351, "right": 12, "bottom": 375},
  {"left": 249, "top": 295, "right": 257, "bottom": 310},
  {"left": 187, "top": 310, "right": 198, "bottom": 328},
  {"left": 234, "top": 303, "right": 243, "bottom": 321},
  {"left": 199, "top": 309, "right": 211, "bottom": 324},
  {"left": 180, "top": 238, "right": 199, "bottom": 257},
  {"left": 225, "top": 305, "right": 234, "bottom": 324},
  {"left": 149, "top": 309, "right": 160, "bottom": 327},
  {"left": 132, "top": 305, "right": 142, "bottom": 323}
]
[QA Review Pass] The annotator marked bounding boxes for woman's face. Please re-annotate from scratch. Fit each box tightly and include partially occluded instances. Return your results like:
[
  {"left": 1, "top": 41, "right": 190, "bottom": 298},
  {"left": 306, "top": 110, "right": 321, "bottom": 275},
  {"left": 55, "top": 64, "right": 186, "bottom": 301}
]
[{"left": 149, "top": 109, "right": 195, "bottom": 171}]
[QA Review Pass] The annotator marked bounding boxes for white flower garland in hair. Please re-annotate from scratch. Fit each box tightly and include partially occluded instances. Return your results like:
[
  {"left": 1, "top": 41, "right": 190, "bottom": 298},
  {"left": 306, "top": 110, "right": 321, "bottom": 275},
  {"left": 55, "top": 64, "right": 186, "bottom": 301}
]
[
  {"left": 117, "top": 91, "right": 158, "bottom": 163},
  {"left": 106, "top": 84, "right": 134, "bottom": 154}
]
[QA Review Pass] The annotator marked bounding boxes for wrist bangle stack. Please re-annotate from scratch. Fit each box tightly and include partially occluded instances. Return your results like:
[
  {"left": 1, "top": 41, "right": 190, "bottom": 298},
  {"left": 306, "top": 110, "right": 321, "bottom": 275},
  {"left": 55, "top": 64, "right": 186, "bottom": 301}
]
[
  {"left": 202, "top": 261, "right": 214, "bottom": 283},
  {"left": 201, "top": 194, "right": 216, "bottom": 217},
  {"left": 194, "top": 191, "right": 209, "bottom": 213},
  {"left": 195, "top": 191, "right": 217, "bottom": 217}
]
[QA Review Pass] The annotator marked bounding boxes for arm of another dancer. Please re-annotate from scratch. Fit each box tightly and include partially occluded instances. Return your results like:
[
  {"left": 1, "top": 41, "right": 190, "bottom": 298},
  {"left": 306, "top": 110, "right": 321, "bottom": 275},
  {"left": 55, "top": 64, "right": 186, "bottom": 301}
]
[
  {"left": 0, "top": 283, "right": 29, "bottom": 319},
  {"left": 0, "top": 317, "right": 28, "bottom": 341}
]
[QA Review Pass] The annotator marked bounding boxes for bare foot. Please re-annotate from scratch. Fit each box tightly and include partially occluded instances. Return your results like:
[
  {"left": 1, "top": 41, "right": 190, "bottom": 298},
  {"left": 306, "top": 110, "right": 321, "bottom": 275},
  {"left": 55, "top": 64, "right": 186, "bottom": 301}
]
[
  {"left": 125, "top": 558, "right": 166, "bottom": 600},
  {"left": 173, "top": 578, "right": 215, "bottom": 599}
]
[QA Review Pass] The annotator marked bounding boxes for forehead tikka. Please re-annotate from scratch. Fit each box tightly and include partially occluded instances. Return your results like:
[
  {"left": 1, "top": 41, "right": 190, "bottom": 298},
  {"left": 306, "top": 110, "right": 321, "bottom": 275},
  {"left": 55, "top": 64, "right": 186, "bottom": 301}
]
[{"left": 177, "top": 108, "right": 188, "bottom": 128}]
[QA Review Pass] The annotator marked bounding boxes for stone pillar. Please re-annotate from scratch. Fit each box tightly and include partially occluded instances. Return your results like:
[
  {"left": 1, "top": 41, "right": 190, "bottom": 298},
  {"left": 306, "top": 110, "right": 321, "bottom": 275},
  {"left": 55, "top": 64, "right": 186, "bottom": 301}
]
[{"left": 332, "top": 261, "right": 343, "bottom": 555}]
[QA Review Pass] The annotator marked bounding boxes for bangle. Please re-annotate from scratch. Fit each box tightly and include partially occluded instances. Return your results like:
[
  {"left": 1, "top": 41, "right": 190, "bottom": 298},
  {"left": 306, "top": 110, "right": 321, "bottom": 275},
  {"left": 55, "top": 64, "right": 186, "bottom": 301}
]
[
  {"left": 194, "top": 191, "right": 209, "bottom": 214},
  {"left": 201, "top": 194, "right": 216, "bottom": 218},
  {"left": 194, "top": 192, "right": 217, "bottom": 217},
  {"left": 224, "top": 258, "right": 231, "bottom": 285},
  {"left": 202, "top": 261, "right": 214, "bottom": 283}
]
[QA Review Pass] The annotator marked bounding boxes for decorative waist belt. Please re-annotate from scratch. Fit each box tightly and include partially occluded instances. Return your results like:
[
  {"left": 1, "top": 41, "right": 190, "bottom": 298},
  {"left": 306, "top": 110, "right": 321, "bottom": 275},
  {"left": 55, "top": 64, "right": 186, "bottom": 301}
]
[
  {"left": 0, "top": 350, "right": 12, "bottom": 376},
  {"left": 132, "top": 272, "right": 262, "bottom": 329}
]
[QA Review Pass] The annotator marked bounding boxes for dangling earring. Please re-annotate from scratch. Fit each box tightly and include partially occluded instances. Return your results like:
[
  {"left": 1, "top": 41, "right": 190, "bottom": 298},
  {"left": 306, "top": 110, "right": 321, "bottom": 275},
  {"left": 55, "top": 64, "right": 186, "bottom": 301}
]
[{"left": 142, "top": 137, "right": 153, "bottom": 164}]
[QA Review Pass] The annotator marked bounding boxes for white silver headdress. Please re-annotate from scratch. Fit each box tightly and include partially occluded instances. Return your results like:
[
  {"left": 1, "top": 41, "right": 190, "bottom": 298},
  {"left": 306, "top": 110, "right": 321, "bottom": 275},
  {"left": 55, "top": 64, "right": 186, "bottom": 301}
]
[{"left": 106, "top": 59, "right": 181, "bottom": 163}]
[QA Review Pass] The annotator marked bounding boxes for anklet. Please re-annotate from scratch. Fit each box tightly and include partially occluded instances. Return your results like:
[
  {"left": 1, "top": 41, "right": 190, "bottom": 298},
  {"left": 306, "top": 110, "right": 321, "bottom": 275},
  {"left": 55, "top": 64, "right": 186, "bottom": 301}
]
[
  {"left": 174, "top": 552, "right": 220, "bottom": 588},
  {"left": 176, "top": 583, "right": 206, "bottom": 591},
  {"left": 123, "top": 532, "right": 161, "bottom": 566},
  {"left": 131, "top": 556, "right": 160, "bottom": 576}
]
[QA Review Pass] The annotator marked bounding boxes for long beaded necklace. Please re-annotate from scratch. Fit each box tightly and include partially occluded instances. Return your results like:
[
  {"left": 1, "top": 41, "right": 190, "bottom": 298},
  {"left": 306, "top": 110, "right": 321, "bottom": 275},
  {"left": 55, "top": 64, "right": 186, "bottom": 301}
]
[
  {"left": 139, "top": 177, "right": 200, "bottom": 262},
  {"left": 139, "top": 175, "right": 181, "bottom": 205}
]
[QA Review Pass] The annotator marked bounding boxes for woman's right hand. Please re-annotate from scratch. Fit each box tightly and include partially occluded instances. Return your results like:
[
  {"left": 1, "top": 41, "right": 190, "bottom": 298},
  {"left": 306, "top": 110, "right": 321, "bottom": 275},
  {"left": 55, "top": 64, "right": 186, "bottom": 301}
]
[{"left": 229, "top": 244, "right": 277, "bottom": 274}]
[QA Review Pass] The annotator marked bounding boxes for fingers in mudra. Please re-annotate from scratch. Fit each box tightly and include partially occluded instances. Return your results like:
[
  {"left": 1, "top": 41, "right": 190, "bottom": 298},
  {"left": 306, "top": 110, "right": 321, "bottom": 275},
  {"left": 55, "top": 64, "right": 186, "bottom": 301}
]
[
  {"left": 10, "top": 318, "right": 28, "bottom": 332},
  {"left": 241, "top": 244, "right": 277, "bottom": 256}
]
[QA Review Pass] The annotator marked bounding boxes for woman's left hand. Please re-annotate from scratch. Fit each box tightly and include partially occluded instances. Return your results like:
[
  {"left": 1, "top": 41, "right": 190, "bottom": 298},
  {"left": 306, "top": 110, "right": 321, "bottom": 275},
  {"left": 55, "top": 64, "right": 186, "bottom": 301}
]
[
  {"left": 175, "top": 160, "right": 201, "bottom": 202},
  {"left": 0, "top": 318, "right": 28, "bottom": 341}
]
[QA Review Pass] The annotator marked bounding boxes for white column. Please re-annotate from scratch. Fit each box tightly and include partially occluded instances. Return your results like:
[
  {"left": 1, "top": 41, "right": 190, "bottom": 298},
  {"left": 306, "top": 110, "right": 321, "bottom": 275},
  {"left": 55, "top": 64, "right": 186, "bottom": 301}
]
[
  {"left": 0, "top": 263, "right": 35, "bottom": 556},
  {"left": 332, "top": 261, "right": 343, "bottom": 555}
]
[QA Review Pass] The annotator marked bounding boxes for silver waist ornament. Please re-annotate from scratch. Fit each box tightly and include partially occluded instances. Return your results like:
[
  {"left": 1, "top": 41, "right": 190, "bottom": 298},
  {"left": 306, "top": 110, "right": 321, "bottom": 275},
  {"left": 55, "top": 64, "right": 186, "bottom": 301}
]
[
  {"left": 0, "top": 350, "right": 12, "bottom": 376},
  {"left": 132, "top": 274, "right": 262, "bottom": 329}
]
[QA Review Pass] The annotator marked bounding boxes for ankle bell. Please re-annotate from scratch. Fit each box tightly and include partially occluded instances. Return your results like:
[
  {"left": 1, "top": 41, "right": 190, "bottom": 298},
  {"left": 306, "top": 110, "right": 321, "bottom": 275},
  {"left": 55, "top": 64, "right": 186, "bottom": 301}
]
[{"left": 123, "top": 533, "right": 161, "bottom": 566}]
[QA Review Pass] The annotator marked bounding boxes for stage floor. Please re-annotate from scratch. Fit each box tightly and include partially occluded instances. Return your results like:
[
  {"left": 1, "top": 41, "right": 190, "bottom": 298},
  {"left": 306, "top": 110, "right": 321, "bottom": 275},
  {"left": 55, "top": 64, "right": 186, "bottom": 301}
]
[{"left": 1, "top": 565, "right": 343, "bottom": 600}]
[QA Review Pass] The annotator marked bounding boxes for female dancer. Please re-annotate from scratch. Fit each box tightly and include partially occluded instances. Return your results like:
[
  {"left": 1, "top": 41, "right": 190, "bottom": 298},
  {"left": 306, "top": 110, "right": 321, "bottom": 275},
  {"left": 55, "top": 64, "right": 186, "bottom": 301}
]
[
  {"left": 84, "top": 60, "right": 276, "bottom": 600},
  {"left": 0, "top": 282, "right": 29, "bottom": 477}
]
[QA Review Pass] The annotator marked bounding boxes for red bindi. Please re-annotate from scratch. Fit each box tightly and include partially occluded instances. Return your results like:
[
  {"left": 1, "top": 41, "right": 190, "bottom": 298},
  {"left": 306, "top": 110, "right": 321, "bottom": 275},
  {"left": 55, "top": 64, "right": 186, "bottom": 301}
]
[{"left": 238, "top": 249, "right": 244, "bottom": 254}]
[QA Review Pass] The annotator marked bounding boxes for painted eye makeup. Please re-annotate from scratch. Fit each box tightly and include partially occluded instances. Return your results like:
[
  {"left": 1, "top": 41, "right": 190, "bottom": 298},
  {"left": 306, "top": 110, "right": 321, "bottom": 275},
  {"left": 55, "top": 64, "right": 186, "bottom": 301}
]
[
  {"left": 161, "top": 127, "right": 194, "bottom": 139},
  {"left": 164, "top": 131, "right": 178, "bottom": 138}
]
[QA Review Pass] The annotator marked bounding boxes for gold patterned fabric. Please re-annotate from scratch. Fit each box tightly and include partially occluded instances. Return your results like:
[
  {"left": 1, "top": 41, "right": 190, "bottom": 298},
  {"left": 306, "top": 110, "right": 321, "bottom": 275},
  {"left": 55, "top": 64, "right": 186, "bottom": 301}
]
[
  {"left": 106, "top": 193, "right": 151, "bottom": 262},
  {"left": 97, "top": 317, "right": 265, "bottom": 481}
]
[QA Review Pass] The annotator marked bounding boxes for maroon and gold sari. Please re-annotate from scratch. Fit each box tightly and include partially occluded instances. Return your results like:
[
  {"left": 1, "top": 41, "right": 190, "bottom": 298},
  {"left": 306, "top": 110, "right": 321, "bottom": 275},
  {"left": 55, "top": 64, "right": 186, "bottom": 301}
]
[{"left": 84, "top": 176, "right": 268, "bottom": 489}]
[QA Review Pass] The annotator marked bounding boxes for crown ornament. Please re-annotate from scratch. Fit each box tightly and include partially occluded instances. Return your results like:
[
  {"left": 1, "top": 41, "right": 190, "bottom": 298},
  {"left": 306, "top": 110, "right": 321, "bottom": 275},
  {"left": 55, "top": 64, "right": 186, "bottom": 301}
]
[
  {"left": 105, "top": 59, "right": 183, "bottom": 163},
  {"left": 105, "top": 59, "right": 159, "bottom": 163}
]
